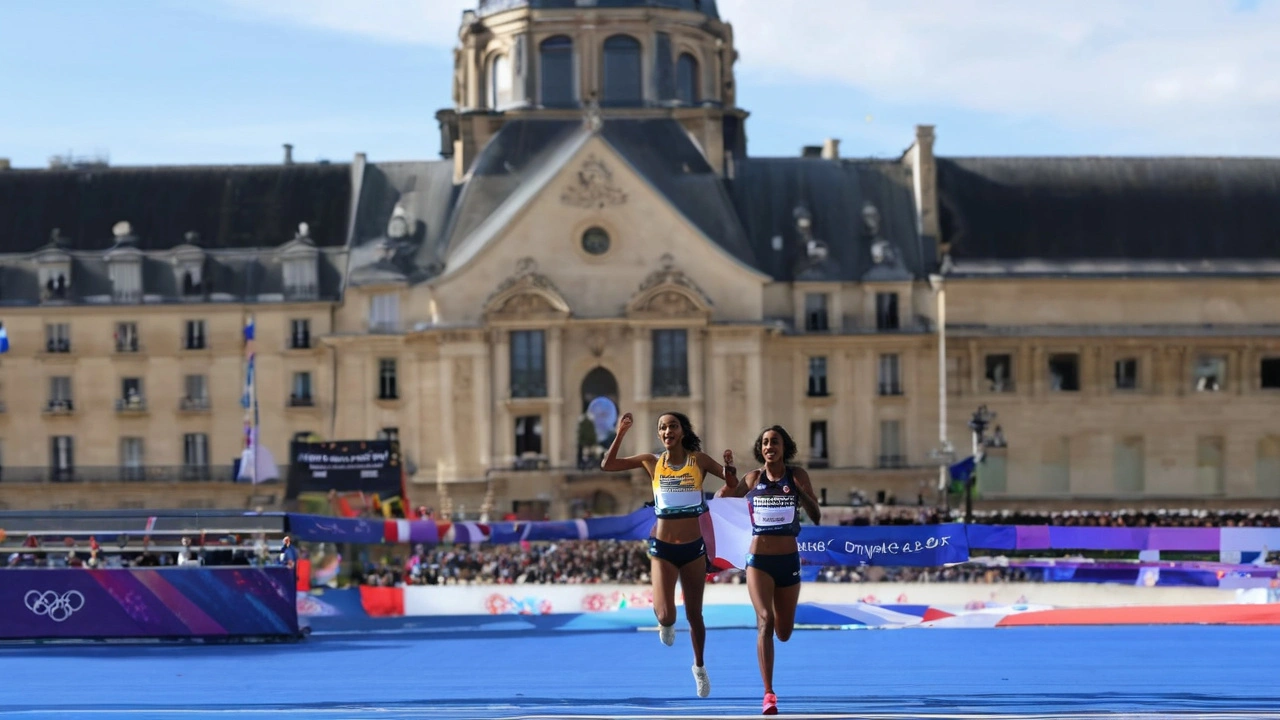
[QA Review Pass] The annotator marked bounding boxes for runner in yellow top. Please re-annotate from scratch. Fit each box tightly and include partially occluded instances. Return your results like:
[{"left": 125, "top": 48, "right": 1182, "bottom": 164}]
[{"left": 601, "top": 410, "right": 738, "bottom": 698}]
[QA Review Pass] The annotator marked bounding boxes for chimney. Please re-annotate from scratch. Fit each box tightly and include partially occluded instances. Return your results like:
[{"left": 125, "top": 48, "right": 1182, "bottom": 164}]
[
  {"left": 801, "top": 145, "right": 822, "bottom": 158},
  {"left": 283, "top": 143, "right": 294, "bottom": 165},
  {"left": 821, "top": 138, "right": 840, "bottom": 160},
  {"left": 0, "top": 158, "right": 9, "bottom": 171}
]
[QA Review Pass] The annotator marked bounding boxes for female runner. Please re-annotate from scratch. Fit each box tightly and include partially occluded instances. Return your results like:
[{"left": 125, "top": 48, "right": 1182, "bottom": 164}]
[
  {"left": 601, "top": 410, "right": 738, "bottom": 698},
  {"left": 717, "top": 425, "right": 820, "bottom": 715}
]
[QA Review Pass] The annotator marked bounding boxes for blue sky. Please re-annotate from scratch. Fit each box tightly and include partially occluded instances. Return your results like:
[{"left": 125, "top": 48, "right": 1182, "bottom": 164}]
[{"left": 1, "top": 0, "right": 1276, "bottom": 168}]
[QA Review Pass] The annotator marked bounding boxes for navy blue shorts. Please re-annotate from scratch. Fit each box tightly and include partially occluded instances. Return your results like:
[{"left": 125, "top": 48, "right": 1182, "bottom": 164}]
[
  {"left": 746, "top": 552, "right": 801, "bottom": 588},
  {"left": 647, "top": 537, "right": 707, "bottom": 569}
]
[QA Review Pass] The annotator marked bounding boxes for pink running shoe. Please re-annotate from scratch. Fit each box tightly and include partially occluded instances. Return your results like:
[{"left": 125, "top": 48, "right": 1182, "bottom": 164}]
[{"left": 762, "top": 692, "right": 778, "bottom": 715}]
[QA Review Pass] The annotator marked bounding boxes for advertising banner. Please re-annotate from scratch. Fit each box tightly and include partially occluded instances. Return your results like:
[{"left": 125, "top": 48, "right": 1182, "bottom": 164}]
[
  {"left": 1, "top": 567, "right": 299, "bottom": 640},
  {"left": 286, "top": 440, "right": 403, "bottom": 500}
]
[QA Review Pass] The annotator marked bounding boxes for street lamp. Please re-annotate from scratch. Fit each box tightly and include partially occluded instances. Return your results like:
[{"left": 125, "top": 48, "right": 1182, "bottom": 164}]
[
  {"left": 928, "top": 273, "right": 950, "bottom": 507},
  {"left": 964, "top": 404, "right": 997, "bottom": 524}
]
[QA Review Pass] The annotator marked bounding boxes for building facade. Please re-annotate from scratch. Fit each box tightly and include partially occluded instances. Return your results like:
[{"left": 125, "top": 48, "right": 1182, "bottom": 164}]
[{"left": 1, "top": 0, "right": 1278, "bottom": 515}]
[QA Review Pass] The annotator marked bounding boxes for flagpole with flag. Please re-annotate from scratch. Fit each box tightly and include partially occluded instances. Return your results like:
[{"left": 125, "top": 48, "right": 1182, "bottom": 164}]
[
  {"left": 0, "top": 321, "right": 9, "bottom": 355},
  {"left": 237, "top": 315, "right": 279, "bottom": 484}
]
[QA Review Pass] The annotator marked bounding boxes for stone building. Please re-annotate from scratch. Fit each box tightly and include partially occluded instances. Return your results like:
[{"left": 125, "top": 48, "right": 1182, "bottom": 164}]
[{"left": 0, "top": 0, "right": 1277, "bottom": 515}]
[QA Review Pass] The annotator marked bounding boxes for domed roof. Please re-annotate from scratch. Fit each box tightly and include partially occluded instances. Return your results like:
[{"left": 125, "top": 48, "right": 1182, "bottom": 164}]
[{"left": 477, "top": 0, "right": 719, "bottom": 19}]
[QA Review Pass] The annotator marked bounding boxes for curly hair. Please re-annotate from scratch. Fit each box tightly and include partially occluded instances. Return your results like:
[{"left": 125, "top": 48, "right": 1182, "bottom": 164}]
[
  {"left": 657, "top": 411, "right": 702, "bottom": 453},
  {"left": 752, "top": 425, "right": 798, "bottom": 465}
]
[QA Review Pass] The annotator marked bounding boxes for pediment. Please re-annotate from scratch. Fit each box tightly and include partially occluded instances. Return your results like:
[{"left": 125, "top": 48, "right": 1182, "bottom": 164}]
[
  {"left": 626, "top": 255, "right": 712, "bottom": 319},
  {"left": 484, "top": 257, "right": 571, "bottom": 322}
]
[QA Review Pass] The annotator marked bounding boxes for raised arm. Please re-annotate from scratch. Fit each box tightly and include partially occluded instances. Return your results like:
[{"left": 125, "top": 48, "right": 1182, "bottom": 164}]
[
  {"left": 600, "top": 412, "right": 656, "bottom": 472},
  {"left": 697, "top": 448, "right": 740, "bottom": 492},
  {"left": 717, "top": 467, "right": 759, "bottom": 499},
  {"left": 791, "top": 467, "right": 822, "bottom": 525}
]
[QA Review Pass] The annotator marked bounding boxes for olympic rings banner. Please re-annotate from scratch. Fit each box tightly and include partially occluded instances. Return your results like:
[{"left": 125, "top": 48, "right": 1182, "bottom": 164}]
[{"left": 0, "top": 567, "right": 299, "bottom": 641}]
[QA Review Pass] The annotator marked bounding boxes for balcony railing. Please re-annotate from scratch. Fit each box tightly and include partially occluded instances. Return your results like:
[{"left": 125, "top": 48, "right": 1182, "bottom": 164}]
[
  {"left": 44, "top": 399, "right": 74, "bottom": 414},
  {"left": 115, "top": 337, "right": 140, "bottom": 353},
  {"left": 0, "top": 465, "right": 236, "bottom": 484},
  {"left": 45, "top": 339, "right": 71, "bottom": 353},
  {"left": 115, "top": 397, "right": 147, "bottom": 412},
  {"left": 878, "top": 383, "right": 903, "bottom": 396},
  {"left": 877, "top": 454, "right": 907, "bottom": 469},
  {"left": 180, "top": 397, "right": 210, "bottom": 411},
  {"left": 807, "top": 455, "right": 830, "bottom": 469},
  {"left": 289, "top": 395, "right": 315, "bottom": 407}
]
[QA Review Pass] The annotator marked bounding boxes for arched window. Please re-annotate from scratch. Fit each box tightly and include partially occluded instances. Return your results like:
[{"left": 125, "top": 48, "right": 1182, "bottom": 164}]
[
  {"left": 489, "top": 54, "right": 512, "bottom": 109},
  {"left": 539, "top": 35, "right": 575, "bottom": 107},
  {"left": 676, "top": 52, "right": 699, "bottom": 105},
  {"left": 602, "top": 34, "right": 643, "bottom": 106}
]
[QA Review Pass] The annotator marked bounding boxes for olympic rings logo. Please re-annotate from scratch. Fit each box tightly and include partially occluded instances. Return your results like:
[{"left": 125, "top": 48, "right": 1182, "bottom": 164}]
[{"left": 24, "top": 590, "right": 85, "bottom": 622}]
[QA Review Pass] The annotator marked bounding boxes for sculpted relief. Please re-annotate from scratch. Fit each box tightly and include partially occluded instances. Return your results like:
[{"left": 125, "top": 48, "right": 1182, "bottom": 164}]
[
  {"left": 646, "top": 291, "right": 698, "bottom": 316},
  {"left": 561, "top": 155, "right": 628, "bottom": 209}
]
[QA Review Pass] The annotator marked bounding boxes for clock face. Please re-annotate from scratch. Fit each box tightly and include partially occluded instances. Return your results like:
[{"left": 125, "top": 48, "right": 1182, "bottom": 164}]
[{"left": 581, "top": 227, "right": 610, "bottom": 256}]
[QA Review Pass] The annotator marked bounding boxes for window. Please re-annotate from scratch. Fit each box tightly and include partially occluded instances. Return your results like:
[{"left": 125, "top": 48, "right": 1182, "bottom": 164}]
[
  {"left": 807, "top": 357, "right": 828, "bottom": 397},
  {"left": 651, "top": 329, "right": 689, "bottom": 397},
  {"left": 874, "top": 292, "right": 899, "bottom": 330},
  {"left": 1115, "top": 358, "right": 1139, "bottom": 390},
  {"left": 369, "top": 293, "right": 400, "bottom": 332},
  {"left": 878, "top": 420, "right": 904, "bottom": 468},
  {"left": 183, "top": 374, "right": 209, "bottom": 410},
  {"left": 291, "top": 372, "right": 313, "bottom": 406},
  {"left": 45, "top": 323, "right": 71, "bottom": 353},
  {"left": 109, "top": 259, "right": 142, "bottom": 303},
  {"left": 539, "top": 35, "right": 575, "bottom": 107},
  {"left": 120, "top": 437, "right": 145, "bottom": 481},
  {"left": 515, "top": 415, "right": 544, "bottom": 458},
  {"left": 50, "top": 436, "right": 74, "bottom": 481},
  {"left": 183, "top": 433, "right": 210, "bottom": 472},
  {"left": 185, "top": 320, "right": 206, "bottom": 350},
  {"left": 1257, "top": 436, "right": 1280, "bottom": 496},
  {"left": 1114, "top": 436, "right": 1145, "bottom": 494},
  {"left": 510, "top": 330, "right": 547, "bottom": 398},
  {"left": 675, "top": 52, "right": 699, "bottom": 105},
  {"left": 878, "top": 354, "right": 902, "bottom": 396},
  {"left": 378, "top": 358, "right": 398, "bottom": 400},
  {"left": 1194, "top": 355, "right": 1226, "bottom": 392},
  {"left": 1040, "top": 437, "right": 1071, "bottom": 494},
  {"left": 48, "top": 376, "right": 72, "bottom": 411},
  {"left": 119, "top": 377, "right": 144, "bottom": 410},
  {"left": 180, "top": 260, "right": 204, "bottom": 296},
  {"left": 377, "top": 427, "right": 399, "bottom": 442},
  {"left": 290, "top": 319, "right": 311, "bottom": 349},
  {"left": 489, "top": 53, "right": 512, "bottom": 109},
  {"left": 602, "top": 34, "right": 643, "bottom": 106},
  {"left": 283, "top": 258, "right": 318, "bottom": 300},
  {"left": 984, "top": 353, "right": 1014, "bottom": 392},
  {"left": 1196, "top": 436, "right": 1225, "bottom": 494},
  {"left": 804, "top": 293, "right": 829, "bottom": 332},
  {"left": 115, "top": 322, "right": 139, "bottom": 352},
  {"left": 809, "top": 421, "right": 829, "bottom": 468},
  {"left": 40, "top": 266, "right": 70, "bottom": 301},
  {"left": 1048, "top": 353, "right": 1080, "bottom": 392},
  {"left": 1261, "top": 358, "right": 1280, "bottom": 389}
]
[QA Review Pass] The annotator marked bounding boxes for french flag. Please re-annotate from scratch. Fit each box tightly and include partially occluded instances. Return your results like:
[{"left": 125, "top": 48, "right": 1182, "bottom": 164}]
[{"left": 700, "top": 498, "right": 752, "bottom": 571}]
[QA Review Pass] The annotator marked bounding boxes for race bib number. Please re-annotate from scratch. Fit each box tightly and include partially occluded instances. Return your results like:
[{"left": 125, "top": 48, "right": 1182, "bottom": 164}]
[
  {"left": 752, "top": 495, "right": 796, "bottom": 527},
  {"left": 655, "top": 475, "right": 699, "bottom": 511}
]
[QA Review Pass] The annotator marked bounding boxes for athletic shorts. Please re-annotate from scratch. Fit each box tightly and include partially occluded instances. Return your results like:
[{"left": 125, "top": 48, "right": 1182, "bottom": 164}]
[
  {"left": 746, "top": 552, "right": 801, "bottom": 588},
  {"left": 647, "top": 536, "right": 707, "bottom": 569}
]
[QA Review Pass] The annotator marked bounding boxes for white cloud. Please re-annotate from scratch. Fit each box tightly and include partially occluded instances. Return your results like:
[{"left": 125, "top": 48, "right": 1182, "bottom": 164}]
[
  {"left": 212, "top": 0, "right": 1280, "bottom": 150},
  {"left": 718, "top": 0, "right": 1280, "bottom": 148}
]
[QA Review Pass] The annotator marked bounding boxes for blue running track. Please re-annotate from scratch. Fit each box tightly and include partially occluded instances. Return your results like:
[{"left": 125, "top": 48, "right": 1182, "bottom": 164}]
[{"left": 1, "top": 621, "right": 1279, "bottom": 719}]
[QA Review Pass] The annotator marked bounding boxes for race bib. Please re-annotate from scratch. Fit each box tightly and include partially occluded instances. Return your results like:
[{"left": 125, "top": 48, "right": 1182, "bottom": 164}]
[
  {"left": 655, "top": 475, "right": 700, "bottom": 512},
  {"left": 752, "top": 495, "right": 796, "bottom": 527}
]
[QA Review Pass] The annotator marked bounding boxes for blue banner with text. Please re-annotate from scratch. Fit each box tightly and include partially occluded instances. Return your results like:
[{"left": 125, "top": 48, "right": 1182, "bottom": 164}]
[{"left": 796, "top": 523, "right": 970, "bottom": 567}]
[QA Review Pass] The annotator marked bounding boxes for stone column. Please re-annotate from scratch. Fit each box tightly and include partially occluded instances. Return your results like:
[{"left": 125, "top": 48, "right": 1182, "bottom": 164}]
[
  {"left": 547, "top": 327, "right": 564, "bottom": 466},
  {"left": 475, "top": 347, "right": 492, "bottom": 469},
  {"left": 492, "top": 331, "right": 511, "bottom": 463},
  {"left": 437, "top": 356, "right": 456, "bottom": 481},
  {"left": 630, "top": 327, "right": 651, "bottom": 455}
]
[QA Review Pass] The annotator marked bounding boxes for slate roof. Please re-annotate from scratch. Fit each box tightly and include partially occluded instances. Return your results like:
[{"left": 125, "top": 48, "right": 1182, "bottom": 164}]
[
  {"left": 937, "top": 157, "right": 1280, "bottom": 262},
  {"left": 728, "top": 157, "right": 928, "bottom": 281}
]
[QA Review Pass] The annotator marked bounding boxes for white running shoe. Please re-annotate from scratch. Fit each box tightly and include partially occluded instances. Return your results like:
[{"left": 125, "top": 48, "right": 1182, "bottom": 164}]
[
  {"left": 658, "top": 624, "right": 675, "bottom": 646},
  {"left": 692, "top": 664, "right": 710, "bottom": 698}
]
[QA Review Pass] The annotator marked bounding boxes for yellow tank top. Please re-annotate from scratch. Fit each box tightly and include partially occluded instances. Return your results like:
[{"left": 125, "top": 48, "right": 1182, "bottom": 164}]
[{"left": 651, "top": 451, "right": 706, "bottom": 518}]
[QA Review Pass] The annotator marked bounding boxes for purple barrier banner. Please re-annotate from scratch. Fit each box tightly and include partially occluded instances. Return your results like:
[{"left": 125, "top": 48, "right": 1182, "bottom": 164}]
[
  {"left": 967, "top": 525, "right": 1221, "bottom": 552},
  {"left": 1, "top": 567, "right": 299, "bottom": 640}
]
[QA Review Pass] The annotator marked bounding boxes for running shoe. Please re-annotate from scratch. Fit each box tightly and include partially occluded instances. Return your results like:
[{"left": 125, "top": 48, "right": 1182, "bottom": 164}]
[
  {"left": 762, "top": 692, "right": 778, "bottom": 715},
  {"left": 658, "top": 623, "right": 675, "bottom": 646},
  {"left": 692, "top": 664, "right": 710, "bottom": 698}
]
